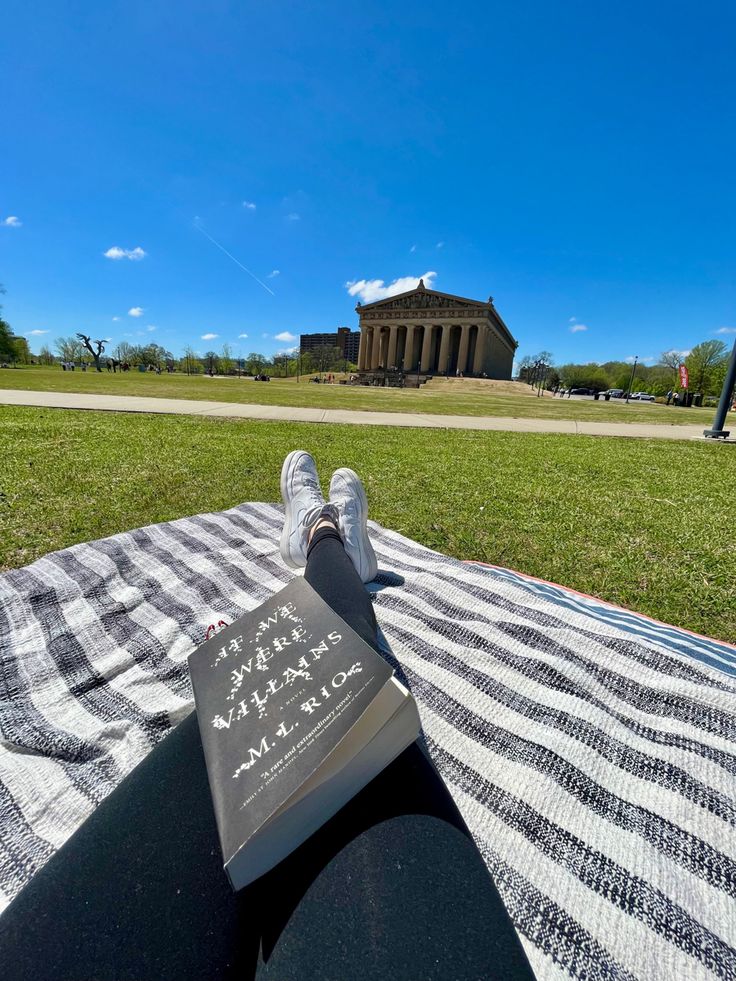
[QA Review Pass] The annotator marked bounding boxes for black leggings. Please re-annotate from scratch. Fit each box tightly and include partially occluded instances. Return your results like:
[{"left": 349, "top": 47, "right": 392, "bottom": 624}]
[
  {"left": 0, "top": 533, "right": 534, "bottom": 981},
  {"left": 305, "top": 522, "right": 379, "bottom": 652}
]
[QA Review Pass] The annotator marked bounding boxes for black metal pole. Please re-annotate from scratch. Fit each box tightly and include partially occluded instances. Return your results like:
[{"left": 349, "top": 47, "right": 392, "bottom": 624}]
[
  {"left": 703, "top": 338, "right": 736, "bottom": 439},
  {"left": 625, "top": 357, "right": 638, "bottom": 404}
]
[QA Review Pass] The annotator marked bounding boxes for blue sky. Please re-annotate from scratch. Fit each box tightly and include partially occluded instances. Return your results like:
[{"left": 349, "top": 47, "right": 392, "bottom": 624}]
[{"left": 2, "top": 0, "right": 735, "bottom": 366}]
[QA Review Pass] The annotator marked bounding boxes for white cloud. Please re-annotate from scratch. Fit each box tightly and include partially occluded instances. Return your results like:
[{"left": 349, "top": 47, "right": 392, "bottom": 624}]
[
  {"left": 716, "top": 327, "right": 736, "bottom": 334},
  {"left": 569, "top": 317, "right": 577, "bottom": 323},
  {"left": 569, "top": 323, "right": 588, "bottom": 333},
  {"left": 238, "top": 332, "right": 248, "bottom": 339},
  {"left": 242, "top": 201, "right": 256, "bottom": 210},
  {"left": 286, "top": 213, "right": 300, "bottom": 221},
  {"left": 274, "top": 331, "right": 297, "bottom": 343},
  {"left": 268, "top": 269, "right": 280, "bottom": 278},
  {"left": 201, "top": 332, "right": 218, "bottom": 340},
  {"left": 409, "top": 245, "right": 416, "bottom": 253},
  {"left": 128, "top": 307, "right": 144, "bottom": 317},
  {"left": 436, "top": 241, "right": 444, "bottom": 249},
  {"left": 104, "top": 246, "right": 146, "bottom": 261},
  {"left": 112, "top": 316, "right": 121, "bottom": 321},
  {"left": 346, "top": 271, "right": 437, "bottom": 304},
  {"left": 2, "top": 216, "right": 22, "bottom": 227},
  {"left": 146, "top": 325, "right": 157, "bottom": 332},
  {"left": 275, "top": 345, "right": 299, "bottom": 356},
  {"left": 26, "top": 329, "right": 49, "bottom": 336}
]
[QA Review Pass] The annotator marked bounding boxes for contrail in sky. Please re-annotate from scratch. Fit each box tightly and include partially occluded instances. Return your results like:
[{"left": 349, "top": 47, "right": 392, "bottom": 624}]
[{"left": 193, "top": 221, "right": 275, "bottom": 296}]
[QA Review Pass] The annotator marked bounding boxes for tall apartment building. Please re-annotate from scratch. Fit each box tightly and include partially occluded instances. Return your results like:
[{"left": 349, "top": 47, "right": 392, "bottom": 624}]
[{"left": 299, "top": 326, "right": 360, "bottom": 364}]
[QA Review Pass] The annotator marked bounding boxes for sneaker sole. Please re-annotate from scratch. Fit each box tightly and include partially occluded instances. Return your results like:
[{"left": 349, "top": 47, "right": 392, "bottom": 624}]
[
  {"left": 331, "top": 467, "right": 378, "bottom": 582},
  {"left": 280, "top": 450, "right": 313, "bottom": 568}
]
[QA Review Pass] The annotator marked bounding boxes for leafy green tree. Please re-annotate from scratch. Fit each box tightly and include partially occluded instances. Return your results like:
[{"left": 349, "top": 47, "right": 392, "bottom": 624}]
[
  {"left": 310, "top": 345, "right": 342, "bottom": 374},
  {"left": 220, "top": 343, "right": 233, "bottom": 375},
  {"left": 0, "top": 317, "right": 14, "bottom": 362},
  {"left": 139, "top": 343, "right": 172, "bottom": 368},
  {"left": 245, "top": 352, "right": 267, "bottom": 375},
  {"left": 685, "top": 340, "right": 728, "bottom": 394},
  {"left": 181, "top": 345, "right": 200, "bottom": 374},
  {"left": 558, "top": 363, "right": 610, "bottom": 391},
  {"left": 298, "top": 350, "right": 316, "bottom": 374},
  {"left": 11, "top": 336, "right": 31, "bottom": 364}
]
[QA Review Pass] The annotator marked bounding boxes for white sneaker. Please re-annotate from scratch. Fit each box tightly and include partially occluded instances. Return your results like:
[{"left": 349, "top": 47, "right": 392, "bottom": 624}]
[
  {"left": 329, "top": 468, "right": 378, "bottom": 583},
  {"left": 280, "top": 450, "right": 325, "bottom": 568}
]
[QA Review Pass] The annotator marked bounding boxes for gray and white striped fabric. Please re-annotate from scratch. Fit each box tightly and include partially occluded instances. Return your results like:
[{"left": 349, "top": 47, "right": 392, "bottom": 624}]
[{"left": 1, "top": 502, "right": 735, "bottom": 980}]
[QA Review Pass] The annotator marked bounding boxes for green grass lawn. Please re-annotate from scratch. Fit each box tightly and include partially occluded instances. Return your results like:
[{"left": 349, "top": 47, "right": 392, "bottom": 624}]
[
  {"left": 2, "top": 406, "right": 734, "bottom": 642},
  {"left": 0, "top": 364, "right": 718, "bottom": 426}
]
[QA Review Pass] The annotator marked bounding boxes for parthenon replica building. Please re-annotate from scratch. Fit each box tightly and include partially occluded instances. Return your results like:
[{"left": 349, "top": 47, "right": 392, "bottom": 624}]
[{"left": 356, "top": 280, "right": 518, "bottom": 379}]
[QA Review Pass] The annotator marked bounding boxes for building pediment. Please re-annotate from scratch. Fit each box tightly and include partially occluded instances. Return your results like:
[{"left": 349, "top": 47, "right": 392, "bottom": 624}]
[{"left": 356, "top": 280, "right": 489, "bottom": 314}]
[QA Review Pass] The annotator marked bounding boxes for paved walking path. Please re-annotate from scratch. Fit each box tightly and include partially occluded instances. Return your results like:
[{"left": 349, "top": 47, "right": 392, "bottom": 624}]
[{"left": 0, "top": 388, "right": 716, "bottom": 441}]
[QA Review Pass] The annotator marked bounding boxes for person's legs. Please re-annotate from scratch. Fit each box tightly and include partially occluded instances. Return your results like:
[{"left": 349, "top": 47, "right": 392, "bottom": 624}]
[
  {"left": 304, "top": 517, "right": 379, "bottom": 653},
  {"left": 0, "top": 454, "right": 535, "bottom": 981}
]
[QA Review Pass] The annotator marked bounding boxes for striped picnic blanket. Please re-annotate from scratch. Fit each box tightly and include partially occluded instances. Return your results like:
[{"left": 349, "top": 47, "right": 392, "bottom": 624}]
[{"left": 1, "top": 502, "right": 735, "bottom": 980}]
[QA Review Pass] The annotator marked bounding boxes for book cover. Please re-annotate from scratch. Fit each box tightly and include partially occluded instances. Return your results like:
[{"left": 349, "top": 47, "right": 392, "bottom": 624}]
[{"left": 188, "top": 577, "right": 395, "bottom": 882}]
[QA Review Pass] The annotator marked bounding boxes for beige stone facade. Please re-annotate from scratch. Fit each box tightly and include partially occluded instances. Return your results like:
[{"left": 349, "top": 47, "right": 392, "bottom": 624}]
[{"left": 356, "top": 280, "right": 517, "bottom": 378}]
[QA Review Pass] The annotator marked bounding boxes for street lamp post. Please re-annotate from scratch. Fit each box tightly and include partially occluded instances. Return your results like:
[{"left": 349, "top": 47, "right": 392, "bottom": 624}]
[
  {"left": 703, "top": 338, "right": 736, "bottom": 439},
  {"left": 625, "top": 357, "right": 639, "bottom": 404}
]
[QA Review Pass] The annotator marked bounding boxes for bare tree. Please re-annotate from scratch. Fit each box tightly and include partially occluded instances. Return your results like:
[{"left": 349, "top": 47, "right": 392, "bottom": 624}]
[
  {"left": 76, "top": 333, "right": 107, "bottom": 372},
  {"left": 55, "top": 335, "right": 84, "bottom": 363},
  {"left": 182, "top": 345, "right": 199, "bottom": 374},
  {"left": 659, "top": 349, "right": 687, "bottom": 384},
  {"left": 113, "top": 341, "right": 136, "bottom": 364}
]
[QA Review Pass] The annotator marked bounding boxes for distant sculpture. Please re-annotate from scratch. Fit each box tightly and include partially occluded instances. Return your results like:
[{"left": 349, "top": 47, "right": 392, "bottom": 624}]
[{"left": 76, "top": 333, "right": 107, "bottom": 372}]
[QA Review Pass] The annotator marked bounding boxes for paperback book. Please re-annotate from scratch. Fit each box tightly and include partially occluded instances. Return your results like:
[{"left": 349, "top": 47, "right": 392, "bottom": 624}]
[{"left": 189, "top": 576, "right": 420, "bottom": 890}]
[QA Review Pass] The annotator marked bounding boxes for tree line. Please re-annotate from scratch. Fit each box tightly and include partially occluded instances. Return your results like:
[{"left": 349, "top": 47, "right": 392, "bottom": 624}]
[
  {"left": 517, "top": 340, "right": 732, "bottom": 396},
  {"left": 0, "top": 286, "right": 31, "bottom": 364},
  {"left": 22, "top": 332, "right": 355, "bottom": 378}
]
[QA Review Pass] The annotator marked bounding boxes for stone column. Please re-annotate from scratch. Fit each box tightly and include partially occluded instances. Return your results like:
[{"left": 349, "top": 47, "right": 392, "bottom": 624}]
[
  {"left": 380, "top": 328, "right": 389, "bottom": 368},
  {"left": 404, "top": 324, "right": 415, "bottom": 370},
  {"left": 457, "top": 324, "right": 470, "bottom": 374},
  {"left": 387, "top": 326, "right": 398, "bottom": 369},
  {"left": 437, "top": 323, "right": 451, "bottom": 375},
  {"left": 472, "top": 324, "right": 487, "bottom": 375},
  {"left": 371, "top": 325, "right": 383, "bottom": 370},
  {"left": 420, "top": 325, "right": 433, "bottom": 372},
  {"left": 358, "top": 327, "right": 368, "bottom": 370}
]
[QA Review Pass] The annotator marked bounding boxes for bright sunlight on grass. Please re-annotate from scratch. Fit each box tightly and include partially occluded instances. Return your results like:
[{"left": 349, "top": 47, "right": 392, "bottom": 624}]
[
  {"left": 0, "top": 364, "right": 718, "bottom": 426},
  {"left": 2, "top": 406, "right": 733, "bottom": 642}
]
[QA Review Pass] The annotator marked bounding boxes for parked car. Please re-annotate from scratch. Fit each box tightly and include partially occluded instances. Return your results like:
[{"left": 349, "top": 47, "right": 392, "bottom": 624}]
[
  {"left": 629, "top": 391, "right": 655, "bottom": 401},
  {"left": 569, "top": 387, "right": 594, "bottom": 395},
  {"left": 603, "top": 388, "right": 624, "bottom": 398}
]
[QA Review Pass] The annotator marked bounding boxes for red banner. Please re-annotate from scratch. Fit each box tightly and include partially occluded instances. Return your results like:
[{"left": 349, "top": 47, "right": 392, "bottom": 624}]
[{"left": 679, "top": 363, "right": 689, "bottom": 388}]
